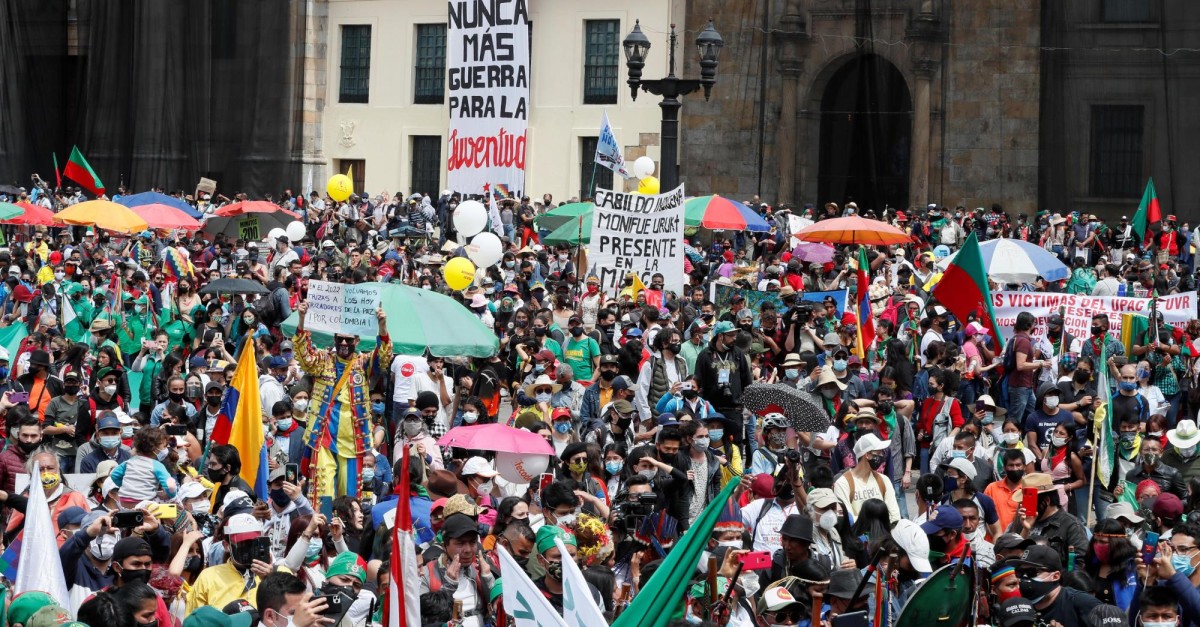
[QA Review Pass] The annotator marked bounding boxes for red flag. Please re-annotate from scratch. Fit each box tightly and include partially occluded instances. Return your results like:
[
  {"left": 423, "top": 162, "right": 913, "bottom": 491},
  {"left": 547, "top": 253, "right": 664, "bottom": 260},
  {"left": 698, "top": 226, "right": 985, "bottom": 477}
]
[{"left": 386, "top": 447, "right": 420, "bottom": 627}]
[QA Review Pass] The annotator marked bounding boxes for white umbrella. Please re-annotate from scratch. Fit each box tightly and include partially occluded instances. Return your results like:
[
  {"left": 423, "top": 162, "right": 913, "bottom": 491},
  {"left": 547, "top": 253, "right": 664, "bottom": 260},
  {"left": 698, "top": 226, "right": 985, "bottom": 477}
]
[{"left": 937, "top": 238, "right": 1070, "bottom": 284}]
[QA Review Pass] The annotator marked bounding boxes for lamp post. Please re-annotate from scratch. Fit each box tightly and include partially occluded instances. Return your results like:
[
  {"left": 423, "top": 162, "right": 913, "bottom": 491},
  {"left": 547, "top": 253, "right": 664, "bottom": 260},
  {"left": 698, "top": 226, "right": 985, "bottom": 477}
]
[{"left": 623, "top": 19, "right": 724, "bottom": 193}]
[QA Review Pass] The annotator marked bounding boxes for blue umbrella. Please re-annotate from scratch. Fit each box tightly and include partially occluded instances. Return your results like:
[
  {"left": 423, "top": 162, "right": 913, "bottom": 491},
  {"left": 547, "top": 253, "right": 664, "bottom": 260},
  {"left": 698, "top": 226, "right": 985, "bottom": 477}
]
[
  {"left": 938, "top": 237, "right": 1069, "bottom": 284},
  {"left": 116, "top": 191, "right": 203, "bottom": 219}
]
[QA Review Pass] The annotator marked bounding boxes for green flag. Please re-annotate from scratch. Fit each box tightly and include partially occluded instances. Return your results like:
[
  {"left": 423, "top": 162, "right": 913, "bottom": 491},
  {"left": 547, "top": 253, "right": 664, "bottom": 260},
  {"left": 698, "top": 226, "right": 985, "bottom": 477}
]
[
  {"left": 611, "top": 478, "right": 740, "bottom": 627},
  {"left": 1094, "top": 342, "right": 1115, "bottom": 486}
]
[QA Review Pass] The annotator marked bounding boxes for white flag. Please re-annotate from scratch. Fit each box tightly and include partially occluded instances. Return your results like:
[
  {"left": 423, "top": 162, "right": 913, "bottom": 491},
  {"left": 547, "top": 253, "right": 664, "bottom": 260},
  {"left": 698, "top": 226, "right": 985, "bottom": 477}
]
[
  {"left": 497, "top": 545, "right": 569, "bottom": 627},
  {"left": 595, "top": 111, "right": 634, "bottom": 179},
  {"left": 17, "top": 462, "right": 70, "bottom": 606},
  {"left": 61, "top": 296, "right": 76, "bottom": 327},
  {"left": 555, "top": 538, "right": 608, "bottom": 627},
  {"left": 488, "top": 189, "right": 505, "bottom": 238}
]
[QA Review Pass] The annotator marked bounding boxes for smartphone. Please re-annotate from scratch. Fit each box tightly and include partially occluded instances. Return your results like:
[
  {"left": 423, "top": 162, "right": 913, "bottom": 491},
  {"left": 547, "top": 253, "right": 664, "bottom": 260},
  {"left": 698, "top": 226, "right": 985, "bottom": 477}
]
[
  {"left": 9, "top": 392, "right": 28, "bottom": 404},
  {"left": 1143, "top": 531, "right": 1160, "bottom": 565},
  {"left": 1022, "top": 487, "right": 1039, "bottom": 516},
  {"left": 975, "top": 400, "right": 985, "bottom": 413},
  {"left": 165, "top": 424, "right": 188, "bottom": 437},
  {"left": 151, "top": 503, "right": 178, "bottom": 519},
  {"left": 319, "top": 496, "right": 334, "bottom": 520},
  {"left": 680, "top": 382, "right": 693, "bottom": 391},
  {"left": 285, "top": 463, "right": 299, "bottom": 484},
  {"left": 112, "top": 511, "right": 145, "bottom": 529},
  {"left": 738, "top": 551, "right": 773, "bottom": 571}
]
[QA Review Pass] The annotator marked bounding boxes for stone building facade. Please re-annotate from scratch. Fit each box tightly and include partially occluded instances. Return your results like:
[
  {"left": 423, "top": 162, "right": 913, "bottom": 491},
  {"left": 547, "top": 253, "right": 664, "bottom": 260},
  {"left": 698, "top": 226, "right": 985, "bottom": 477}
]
[{"left": 679, "top": 0, "right": 1042, "bottom": 214}]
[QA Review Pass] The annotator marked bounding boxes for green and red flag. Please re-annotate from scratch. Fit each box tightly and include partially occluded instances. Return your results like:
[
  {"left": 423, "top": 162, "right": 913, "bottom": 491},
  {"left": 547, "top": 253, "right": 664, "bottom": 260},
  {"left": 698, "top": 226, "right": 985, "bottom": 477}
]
[
  {"left": 1131, "top": 177, "right": 1162, "bottom": 248},
  {"left": 52, "top": 152, "right": 61, "bottom": 189},
  {"left": 62, "top": 145, "right": 105, "bottom": 197},
  {"left": 932, "top": 231, "right": 1005, "bottom": 351}
]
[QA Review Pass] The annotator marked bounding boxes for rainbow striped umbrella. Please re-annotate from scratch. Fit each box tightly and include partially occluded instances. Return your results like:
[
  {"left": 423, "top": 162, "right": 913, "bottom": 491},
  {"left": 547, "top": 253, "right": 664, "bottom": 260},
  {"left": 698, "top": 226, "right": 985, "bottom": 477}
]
[{"left": 684, "top": 195, "right": 770, "bottom": 232}]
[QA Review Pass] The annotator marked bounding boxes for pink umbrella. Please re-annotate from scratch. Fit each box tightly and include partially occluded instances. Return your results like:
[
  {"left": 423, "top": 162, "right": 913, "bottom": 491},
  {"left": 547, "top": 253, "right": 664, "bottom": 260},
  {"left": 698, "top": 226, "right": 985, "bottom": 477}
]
[
  {"left": 437, "top": 423, "right": 554, "bottom": 455},
  {"left": 791, "top": 242, "right": 835, "bottom": 264}
]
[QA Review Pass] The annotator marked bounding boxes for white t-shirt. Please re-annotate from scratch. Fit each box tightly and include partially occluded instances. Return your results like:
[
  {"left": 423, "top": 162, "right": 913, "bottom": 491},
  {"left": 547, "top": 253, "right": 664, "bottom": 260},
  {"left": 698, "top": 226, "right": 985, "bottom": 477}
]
[
  {"left": 390, "top": 355, "right": 428, "bottom": 403},
  {"left": 740, "top": 498, "right": 799, "bottom": 554}
]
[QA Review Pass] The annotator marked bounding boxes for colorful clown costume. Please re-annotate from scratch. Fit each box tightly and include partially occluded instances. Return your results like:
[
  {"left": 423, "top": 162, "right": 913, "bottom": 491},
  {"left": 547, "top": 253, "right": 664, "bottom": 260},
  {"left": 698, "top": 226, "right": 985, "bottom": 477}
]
[{"left": 293, "top": 329, "right": 392, "bottom": 499}]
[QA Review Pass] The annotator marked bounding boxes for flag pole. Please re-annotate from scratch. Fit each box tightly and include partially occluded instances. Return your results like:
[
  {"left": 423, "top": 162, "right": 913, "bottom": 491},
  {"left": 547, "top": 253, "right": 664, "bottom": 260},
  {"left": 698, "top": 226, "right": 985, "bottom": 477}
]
[{"left": 1086, "top": 341, "right": 1105, "bottom": 527}]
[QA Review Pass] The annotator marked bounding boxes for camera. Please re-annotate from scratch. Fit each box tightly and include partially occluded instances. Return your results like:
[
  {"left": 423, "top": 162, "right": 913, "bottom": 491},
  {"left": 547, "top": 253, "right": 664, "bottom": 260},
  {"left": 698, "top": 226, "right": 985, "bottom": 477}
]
[
  {"left": 782, "top": 449, "right": 802, "bottom": 464},
  {"left": 610, "top": 492, "right": 657, "bottom": 533},
  {"left": 788, "top": 303, "right": 814, "bottom": 325}
]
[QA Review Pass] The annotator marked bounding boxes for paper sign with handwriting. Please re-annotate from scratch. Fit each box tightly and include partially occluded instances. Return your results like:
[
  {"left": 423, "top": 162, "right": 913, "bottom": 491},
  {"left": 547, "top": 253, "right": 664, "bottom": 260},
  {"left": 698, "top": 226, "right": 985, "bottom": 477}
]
[{"left": 305, "top": 280, "right": 382, "bottom": 338}]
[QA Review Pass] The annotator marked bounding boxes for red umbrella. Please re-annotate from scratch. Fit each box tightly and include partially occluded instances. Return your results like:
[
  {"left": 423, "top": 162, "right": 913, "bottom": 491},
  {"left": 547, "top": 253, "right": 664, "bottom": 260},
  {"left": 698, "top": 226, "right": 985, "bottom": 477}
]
[
  {"left": 203, "top": 201, "right": 300, "bottom": 240},
  {"left": 1, "top": 202, "right": 55, "bottom": 226},
  {"left": 437, "top": 423, "right": 554, "bottom": 455},
  {"left": 126, "top": 203, "right": 202, "bottom": 231}
]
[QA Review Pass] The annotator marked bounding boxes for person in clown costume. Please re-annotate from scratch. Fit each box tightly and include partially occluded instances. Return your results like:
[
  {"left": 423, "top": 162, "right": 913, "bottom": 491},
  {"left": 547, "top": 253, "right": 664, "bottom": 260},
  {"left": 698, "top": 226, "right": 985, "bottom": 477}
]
[{"left": 293, "top": 300, "right": 391, "bottom": 499}]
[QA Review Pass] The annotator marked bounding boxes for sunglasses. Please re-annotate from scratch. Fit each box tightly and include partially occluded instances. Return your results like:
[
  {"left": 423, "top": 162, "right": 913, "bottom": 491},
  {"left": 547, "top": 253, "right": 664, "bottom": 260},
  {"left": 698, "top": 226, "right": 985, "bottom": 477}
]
[{"left": 334, "top": 337, "right": 355, "bottom": 345}]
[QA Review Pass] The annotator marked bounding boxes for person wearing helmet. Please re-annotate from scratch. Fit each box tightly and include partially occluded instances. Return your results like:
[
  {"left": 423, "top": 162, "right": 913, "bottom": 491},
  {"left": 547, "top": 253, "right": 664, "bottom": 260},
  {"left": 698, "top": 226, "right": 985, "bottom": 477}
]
[{"left": 752, "top": 411, "right": 791, "bottom": 475}]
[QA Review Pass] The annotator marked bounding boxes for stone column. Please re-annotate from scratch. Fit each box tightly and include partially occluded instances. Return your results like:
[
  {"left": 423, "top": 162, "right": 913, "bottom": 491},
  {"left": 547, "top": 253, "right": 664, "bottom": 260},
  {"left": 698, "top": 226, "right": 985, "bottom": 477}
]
[
  {"left": 909, "top": 58, "right": 935, "bottom": 209},
  {"left": 302, "top": 0, "right": 329, "bottom": 189},
  {"left": 774, "top": 2, "right": 805, "bottom": 205}
]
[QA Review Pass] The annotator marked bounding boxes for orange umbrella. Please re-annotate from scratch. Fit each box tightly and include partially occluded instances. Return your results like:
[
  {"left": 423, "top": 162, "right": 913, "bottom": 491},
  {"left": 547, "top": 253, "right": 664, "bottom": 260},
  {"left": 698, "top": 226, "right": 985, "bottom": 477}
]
[
  {"left": 793, "top": 216, "right": 911, "bottom": 246},
  {"left": 55, "top": 200, "right": 149, "bottom": 234},
  {"left": 0, "top": 202, "right": 55, "bottom": 226},
  {"left": 126, "top": 203, "right": 202, "bottom": 231}
]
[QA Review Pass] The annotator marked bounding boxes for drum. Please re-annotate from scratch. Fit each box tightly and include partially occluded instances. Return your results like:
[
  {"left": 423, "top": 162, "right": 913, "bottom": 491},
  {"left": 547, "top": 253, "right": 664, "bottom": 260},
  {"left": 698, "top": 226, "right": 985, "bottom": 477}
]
[{"left": 894, "top": 561, "right": 977, "bottom": 627}]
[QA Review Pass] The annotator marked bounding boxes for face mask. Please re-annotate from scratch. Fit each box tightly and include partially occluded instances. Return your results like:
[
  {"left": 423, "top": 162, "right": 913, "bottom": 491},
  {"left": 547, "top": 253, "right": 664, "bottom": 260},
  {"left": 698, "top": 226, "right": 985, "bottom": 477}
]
[
  {"left": 121, "top": 426, "right": 134, "bottom": 438},
  {"left": 1143, "top": 453, "right": 1161, "bottom": 467},
  {"left": 1136, "top": 367, "right": 1150, "bottom": 380},
  {"left": 570, "top": 327, "right": 584, "bottom": 337},
  {"left": 533, "top": 364, "right": 545, "bottom": 374},
  {"left": 41, "top": 472, "right": 61, "bottom": 491},
  {"left": 784, "top": 368, "right": 800, "bottom": 380},
  {"left": 190, "top": 499, "right": 211, "bottom": 515},
  {"left": 709, "top": 429, "right": 724, "bottom": 442},
  {"left": 0, "top": 367, "right": 9, "bottom": 381},
  {"left": 156, "top": 448, "right": 169, "bottom": 461},
  {"left": 293, "top": 399, "right": 309, "bottom": 412},
  {"left": 1093, "top": 542, "right": 1112, "bottom": 563},
  {"left": 1044, "top": 396, "right": 1060, "bottom": 409},
  {"left": 63, "top": 384, "right": 81, "bottom": 396},
  {"left": 100, "top": 435, "right": 121, "bottom": 449},
  {"left": 477, "top": 479, "right": 494, "bottom": 493},
  {"left": 54, "top": 271, "right": 64, "bottom": 281},
  {"left": 273, "top": 416, "right": 293, "bottom": 432},
  {"left": 1018, "top": 575, "right": 1057, "bottom": 604},
  {"left": 1182, "top": 445, "right": 1198, "bottom": 459},
  {"left": 121, "top": 568, "right": 151, "bottom": 585},
  {"left": 767, "top": 432, "right": 787, "bottom": 450},
  {"left": 691, "top": 439, "right": 708, "bottom": 452},
  {"left": 534, "top": 328, "right": 547, "bottom": 337},
  {"left": 943, "top": 476, "right": 959, "bottom": 492},
  {"left": 638, "top": 469, "right": 656, "bottom": 481},
  {"left": 1091, "top": 324, "right": 1103, "bottom": 336},
  {"left": 832, "top": 359, "right": 848, "bottom": 372},
  {"left": 1050, "top": 436, "right": 1066, "bottom": 448},
  {"left": 819, "top": 510, "right": 838, "bottom": 532},
  {"left": 1173, "top": 553, "right": 1198, "bottom": 577},
  {"left": 270, "top": 489, "right": 291, "bottom": 508},
  {"left": 1119, "top": 380, "right": 1138, "bottom": 393},
  {"left": 462, "top": 412, "right": 479, "bottom": 424},
  {"left": 542, "top": 556, "right": 564, "bottom": 581},
  {"left": 90, "top": 533, "right": 119, "bottom": 560},
  {"left": 605, "top": 460, "right": 623, "bottom": 474},
  {"left": 554, "top": 421, "right": 571, "bottom": 434},
  {"left": 207, "top": 394, "right": 223, "bottom": 407},
  {"left": 206, "top": 467, "right": 227, "bottom": 482},
  {"left": 306, "top": 537, "right": 323, "bottom": 560},
  {"left": 185, "top": 555, "right": 204, "bottom": 574},
  {"left": 402, "top": 421, "right": 422, "bottom": 437},
  {"left": 1149, "top": 431, "right": 1163, "bottom": 438},
  {"left": 821, "top": 388, "right": 837, "bottom": 399},
  {"left": 600, "top": 370, "right": 617, "bottom": 382},
  {"left": 104, "top": 384, "right": 118, "bottom": 396}
]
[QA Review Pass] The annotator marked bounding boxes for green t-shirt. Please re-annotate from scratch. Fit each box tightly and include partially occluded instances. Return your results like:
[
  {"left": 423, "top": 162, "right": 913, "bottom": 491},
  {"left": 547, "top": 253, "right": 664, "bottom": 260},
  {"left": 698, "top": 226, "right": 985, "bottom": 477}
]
[{"left": 563, "top": 336, "right": 600, "bottom": 381}]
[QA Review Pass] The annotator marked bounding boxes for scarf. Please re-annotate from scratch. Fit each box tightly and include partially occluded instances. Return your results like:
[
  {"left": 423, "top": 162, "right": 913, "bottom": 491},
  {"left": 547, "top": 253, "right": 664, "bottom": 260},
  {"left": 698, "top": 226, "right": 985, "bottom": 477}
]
[{"left": 881, "top": 410, "right": 898, "bottom": 441}]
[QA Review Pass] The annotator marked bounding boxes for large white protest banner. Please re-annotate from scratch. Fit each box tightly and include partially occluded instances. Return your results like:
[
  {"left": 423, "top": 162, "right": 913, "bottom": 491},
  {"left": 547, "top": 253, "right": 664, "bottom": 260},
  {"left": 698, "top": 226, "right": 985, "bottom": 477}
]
[
  {"left": 497, "top": 545, "right": 569, "bottom": 627},
  {"left": 991, "top": 290, "right": 1197, "bottom": 341},
  {"left": 589, "top": 184, "right": 686, "bottom": 297},
  {"left": 305, "top": 280, "right": 383, "bottom": 338},
  {"left": 447, "top": 0, "right": 530, "bottom": 195}
]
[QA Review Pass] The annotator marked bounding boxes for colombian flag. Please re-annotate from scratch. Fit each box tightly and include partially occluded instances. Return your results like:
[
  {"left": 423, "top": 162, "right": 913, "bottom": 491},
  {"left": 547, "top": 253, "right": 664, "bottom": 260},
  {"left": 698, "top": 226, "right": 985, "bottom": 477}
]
[
  {"left": 855, "top": 246, "right": 876, "bottom": 361},
  {"left": 213, "top": 336, "right": 268, "bottom": 499}
]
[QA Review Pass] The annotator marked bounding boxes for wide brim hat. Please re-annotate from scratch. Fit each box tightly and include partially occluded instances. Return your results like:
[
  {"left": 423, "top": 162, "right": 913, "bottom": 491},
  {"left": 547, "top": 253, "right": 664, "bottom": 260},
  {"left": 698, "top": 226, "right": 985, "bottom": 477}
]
[
  {"left": 1168, "top": 419, "right": 1200, "bottom": 449},
  {"left": 523, "top": 374, "right": 562, "bottom": 397},
  {"left": 817, "top": 367, "right": 847, "bottom": 391},
  {"left": 1008, "top": 472, "right": 1057, "bottom": 504}
]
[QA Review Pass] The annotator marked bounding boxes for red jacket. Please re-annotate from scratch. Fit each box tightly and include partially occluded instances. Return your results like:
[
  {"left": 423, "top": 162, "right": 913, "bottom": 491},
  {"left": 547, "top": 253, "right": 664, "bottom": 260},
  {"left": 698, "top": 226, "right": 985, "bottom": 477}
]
[
  {"left": 0, "top": 445, "right": 30, "bottom": 494},
  {"left": 916, "top": 396, "right": 964, "bottom": 449}
]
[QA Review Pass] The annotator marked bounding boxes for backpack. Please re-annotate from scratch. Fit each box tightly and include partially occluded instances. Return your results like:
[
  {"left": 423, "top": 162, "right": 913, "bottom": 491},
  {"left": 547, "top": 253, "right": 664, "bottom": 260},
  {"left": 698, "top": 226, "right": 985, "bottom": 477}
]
[
  {"left": 255, "top": 290, "right": 283, "bottom": 327},
  {"left": 912, "top": 368, "right": 931, "bottom": 405}
]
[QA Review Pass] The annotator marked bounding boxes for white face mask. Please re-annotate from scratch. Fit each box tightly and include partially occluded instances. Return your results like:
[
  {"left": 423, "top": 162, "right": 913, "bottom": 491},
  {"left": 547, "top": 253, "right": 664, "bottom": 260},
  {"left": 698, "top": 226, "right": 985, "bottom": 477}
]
[
  {"left": 190, "top": 498, "right": 211, "bottom": 515},
  {"left": 462, "top": 412, "right": 479, "bottom": 424},
  {"left": 90, "top": 533, "right": 119, "bottom": 560},
  {"left": 556, "top": 512, "right": 577, "bottom": 526},
  {"left": 1051, "top": 436, "right": 1067, "bottom": 447},
  {"left": 1044, "top": 396, "right": 1060, "bottom": 409},
  {"left": 293, "top": 399, "right": 309, "bottom": 412},
  {"left": 819, "top": 509, "right": 838, "bottom": 532},
  {"left": 1002, "top": 432, "right": 1021, "bottom": 444},
  {"left": 104, "top": 385, "right": 118, "bottom": 396},
  {"left": 477, "top": 480, "right": 493, "bottom": 494}
]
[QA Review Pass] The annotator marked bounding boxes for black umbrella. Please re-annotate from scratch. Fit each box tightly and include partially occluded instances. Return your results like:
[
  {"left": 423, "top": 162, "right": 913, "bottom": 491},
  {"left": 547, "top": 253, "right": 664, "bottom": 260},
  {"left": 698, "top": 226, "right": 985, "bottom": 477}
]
[
  {"left": 741, "top": 383, "right": 830, "bottom": 432},
  {"left": 198, "top": 277, "right": 270, "bottom": 296},
  {"left": 0, "top": 184, "right": 22, "bottom": 196}
]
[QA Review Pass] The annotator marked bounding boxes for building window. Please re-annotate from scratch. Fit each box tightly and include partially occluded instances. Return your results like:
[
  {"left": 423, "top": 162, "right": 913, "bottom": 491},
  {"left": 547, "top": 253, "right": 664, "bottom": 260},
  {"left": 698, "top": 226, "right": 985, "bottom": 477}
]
[
  {"left": 337, "top": 159, "right": 366, "bottom": 194},
  {"left": 414, "top": 24, "right": 447, "bottom": 104},
  {"left": 583, "top": 20, "right": 619, "bottom": 105},
  {"left": 339, "top": 25, "right": 371, "bottom": 103},
  {"left": 1102, "top": 0, "right": 1151, "bottom": 22},
  {"left": 1089, "top": 105, "right": 1143, "bottom": 198},
  {"left": 411, "top": 136, "right": 442, "bottom": 196},
  {"left": 580, "top": 137, "right": 614, "bottom": 200}
]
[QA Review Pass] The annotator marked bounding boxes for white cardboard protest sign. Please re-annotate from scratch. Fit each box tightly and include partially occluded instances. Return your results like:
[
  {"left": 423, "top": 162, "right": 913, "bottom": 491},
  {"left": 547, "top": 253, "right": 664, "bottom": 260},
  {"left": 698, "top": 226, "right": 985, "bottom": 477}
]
[
  {"left": 446, "top": 0, "right": 530, "bottom": 194},
  {"left": 589, "top": 183, "right": 686, "bottom": 297},
  {"left": 305, "top": 280, "right": 382, "bottom": 338},
  {"left": 991, "top": 290, "right": 1197, "bottom": 341}
]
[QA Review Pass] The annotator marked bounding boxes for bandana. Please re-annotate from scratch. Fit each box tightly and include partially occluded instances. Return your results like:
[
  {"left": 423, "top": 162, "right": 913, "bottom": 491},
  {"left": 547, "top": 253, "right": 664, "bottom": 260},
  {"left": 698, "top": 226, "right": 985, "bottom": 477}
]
[{"left": 535, "top": 524, "right": 576, "bottom": 555}]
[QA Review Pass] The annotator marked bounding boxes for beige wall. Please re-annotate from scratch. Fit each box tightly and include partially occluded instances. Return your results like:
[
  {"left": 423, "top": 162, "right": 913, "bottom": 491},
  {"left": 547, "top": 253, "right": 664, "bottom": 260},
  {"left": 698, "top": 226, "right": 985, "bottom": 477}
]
[{"left": 320, "top": 0, "right": 678, "bottom": 199}]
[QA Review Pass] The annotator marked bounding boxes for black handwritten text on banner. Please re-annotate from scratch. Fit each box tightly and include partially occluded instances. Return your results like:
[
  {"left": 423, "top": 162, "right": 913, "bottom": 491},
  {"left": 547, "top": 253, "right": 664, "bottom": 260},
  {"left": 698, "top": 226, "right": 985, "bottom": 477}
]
[{"left": 589, "top": 184, "right": 686, "bottom": 297}]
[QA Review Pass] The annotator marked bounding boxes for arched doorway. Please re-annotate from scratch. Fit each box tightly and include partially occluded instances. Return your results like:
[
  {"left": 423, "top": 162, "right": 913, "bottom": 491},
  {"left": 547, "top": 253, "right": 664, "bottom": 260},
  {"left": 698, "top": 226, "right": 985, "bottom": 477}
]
[{"left": 817, "top": 55, "right": 911, "bottom": 212}]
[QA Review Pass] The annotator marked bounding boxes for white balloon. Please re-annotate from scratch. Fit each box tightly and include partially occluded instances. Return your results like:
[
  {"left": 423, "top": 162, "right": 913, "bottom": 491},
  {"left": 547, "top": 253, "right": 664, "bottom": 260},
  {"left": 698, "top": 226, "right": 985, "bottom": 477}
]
[
  {"left": 495, "top": 451, "right": 550, "bottom": 484},
  {"left": 267, "top": 228, "right": 286, "bottom": 242},
  {"left": 467, "top": 232, "right": 504, "bottom": 268},
  {"left": 453, "top": 200, "right": 488, "bottom": 238},
  {"left": 285, "top": 220, "right": 307, "bottom": 242},
  {"left": 632, "top": 156, "right": 656, "bottom": 179}
]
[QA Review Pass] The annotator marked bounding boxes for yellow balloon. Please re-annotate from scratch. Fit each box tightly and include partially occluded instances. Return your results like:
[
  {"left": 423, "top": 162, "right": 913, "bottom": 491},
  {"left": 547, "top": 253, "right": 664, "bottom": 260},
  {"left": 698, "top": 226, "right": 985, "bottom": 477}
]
[
  {"left": 327, "top": 174, "right": 354, "bottom": 202},
  {"left": 637, "top": 176, "right": 660, "bottom": 195},
  {"left": 443, "top": 256, "right": 476, "bottom": 291}
]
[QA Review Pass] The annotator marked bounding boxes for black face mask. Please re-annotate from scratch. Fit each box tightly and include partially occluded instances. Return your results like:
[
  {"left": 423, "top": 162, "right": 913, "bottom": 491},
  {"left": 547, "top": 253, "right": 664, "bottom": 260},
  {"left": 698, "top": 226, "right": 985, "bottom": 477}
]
[
  {"left": 63, "top": 385, "right": 81, "bottom": 396},
  {"left": 600, "top": 370, "right": 617, "bottom": 382},
  {"left": 206, "top": 467, "right": 227, "bottom": 482},
  {"left": 1091, "top": 324, "right": 1103, "bottom": 336},
  {"left": 1005, "top": 469, "right": 1025, "bottom": 483},
  {"left": 169, "top": 392, "right": 185, "bottom": 403},
  {"left": 185, "top": 555, "right": 204, "bottom": 574},
  {"left": 668, "top": 342, "right": 682, "bottom": 353},
  {"left": 683, "top": 389, "right": 699, "bottom": 400},
  {"left": 570, "top": 327, "right": 584, "bottom": 337},
  {"left": 1073, "top": 370, "right": 1090, "bottom": 385},
  {"left": 17, "top": 440, "right": 39, "bottom": 454},
  {"left": 207, "top": 395, "right": 223, "bottom": 407},
  {"left": 534, "top": 327, "right": 547, "bottom": 337},
  {"left": 120, "top": 568, "right": 151, "bottom": 585}
]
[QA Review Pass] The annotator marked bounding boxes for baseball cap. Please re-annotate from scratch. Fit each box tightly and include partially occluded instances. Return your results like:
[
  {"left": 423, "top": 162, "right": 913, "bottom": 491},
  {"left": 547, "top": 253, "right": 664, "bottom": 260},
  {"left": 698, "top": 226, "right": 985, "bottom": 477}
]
[
  {"left": 757, "top": 586, "right": 802, "bottom": 614},
  {"left": 1015, "top": 545, "right": 1063, "bottom": 572},
  {"left": 56, "top": 506, "right": 87, "bottom": 529},
  {"left": 176, "top": 481, "right": 211, "bottom": 501},
  {"left": 224, "top": 513, "right": 263, "bottom": 542},
  {"left": 1153, "top": 493, "right": 1184, "bottom": 519},
  {"left": 1105, "top": 501, "right": 1145, "bottom": 524},
  {"left": 611, "top": 375, "right": 634, "bottom": 392},
  {"left": 326, "top": 551, "right": 368, "bottom": 583},
  {"left": 920, "top": 505, "right": 964, "bottom": 534},
  {"left": 112, "top": 536, "right": 153, "bottom": 562},
  {"left": 997, "top": 598, "right": 1038, "bottom": 627},
  {"left": 96, "top": 413, "right": 121, "bottom": 430},
  {"left": 183, "top": 606, "right": 253, "bottom": 627},
  {"left": 611, "top": 399, "right": 635, "bottom": 415},
  {"left": 807, "top": 488, "right": 838, "bottom": 510},
  {"left": 993, "top": 533, "right": 1034, "bottom": 554},
  {"left": 461, "top": 456, "right": 498, "bottom": 478},
  {"left": 852, "top": 433, "right": 890, "bottom": 459},
  {"left": 267, "top": 356, "right": 288, "bottom": 369},
  {"left": 441, "top": 513, "right": 480, "bottom": 539},
  {"left": 891, "top": 520, "right": 932, "bottom": 573}
]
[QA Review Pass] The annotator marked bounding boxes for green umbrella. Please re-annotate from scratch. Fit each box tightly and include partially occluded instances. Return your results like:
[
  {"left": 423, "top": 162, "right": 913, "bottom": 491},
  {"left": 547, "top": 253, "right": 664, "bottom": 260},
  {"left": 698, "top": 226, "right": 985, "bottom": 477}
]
[
  {"left": 542, "top": 215, "right": 592, "bottom": 246},
  {"left": 0, "top": 203, "right": 26, "bottom": 221},
  {"left": 535, "top": 202, "right": 594, "bottom": 232},
  {"left": 281, "top": 282, "right": 498, "bottom": 357}
]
